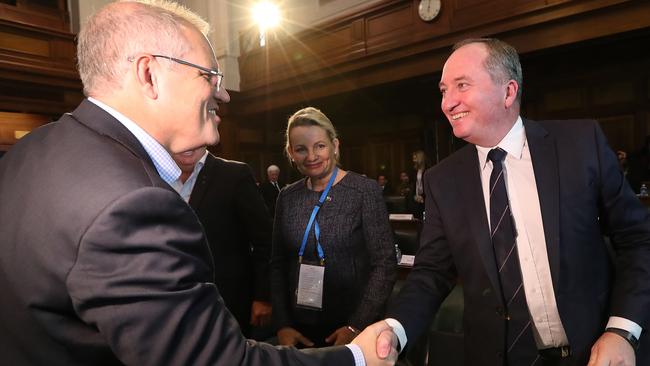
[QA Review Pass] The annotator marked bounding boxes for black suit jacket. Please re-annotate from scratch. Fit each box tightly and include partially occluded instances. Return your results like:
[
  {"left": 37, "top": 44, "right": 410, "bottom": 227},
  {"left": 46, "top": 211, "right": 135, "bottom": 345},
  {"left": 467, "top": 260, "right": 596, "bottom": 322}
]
[
  {"left": 388, "top": 119, "right": 650, "bottom": 365},
  {"left": 0, "top": 99, "right": 353, "bottom": 365},
  {"left": 259, "top": 180, "right": 282, "bottom": 217},
  {"left": 189, "top": 154, "right": 272, "bottom": 335}
]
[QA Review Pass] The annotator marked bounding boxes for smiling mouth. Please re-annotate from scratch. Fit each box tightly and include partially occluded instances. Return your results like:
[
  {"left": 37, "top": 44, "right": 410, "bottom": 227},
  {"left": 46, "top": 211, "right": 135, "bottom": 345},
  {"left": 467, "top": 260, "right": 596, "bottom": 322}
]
[{"left": 451, "top": 112, "right": 469, "bottom": 120}]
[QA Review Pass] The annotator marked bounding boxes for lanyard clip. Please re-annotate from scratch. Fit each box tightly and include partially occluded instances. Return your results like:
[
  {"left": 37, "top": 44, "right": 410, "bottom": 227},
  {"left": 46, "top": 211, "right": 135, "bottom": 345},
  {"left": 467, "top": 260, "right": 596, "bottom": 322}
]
[
  {"left": 319, "top": 258, "right": 325, "bottom": 266},
  {"left": 298, "top": 256, "right": 303, "bottom": 264}
]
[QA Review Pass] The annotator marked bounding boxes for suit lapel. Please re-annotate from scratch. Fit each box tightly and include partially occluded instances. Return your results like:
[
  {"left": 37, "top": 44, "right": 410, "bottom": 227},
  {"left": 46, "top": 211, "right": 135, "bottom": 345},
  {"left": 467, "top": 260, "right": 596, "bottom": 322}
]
[
  {"left": 69, "top": 99, "right": 154, "bottom": 168},
  {"left": 456, "top": 145, "right": 502, "bottom": 297},
  {"left": 189, "top": 153, "right": 215, "bottom": 210},
  {"left": 524, "top": 119, "right": 560, "bottom": 287}
]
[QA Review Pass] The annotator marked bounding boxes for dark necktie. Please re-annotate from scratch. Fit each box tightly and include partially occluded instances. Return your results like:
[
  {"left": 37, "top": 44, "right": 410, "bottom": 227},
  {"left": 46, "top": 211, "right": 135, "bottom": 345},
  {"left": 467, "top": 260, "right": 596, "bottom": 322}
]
[
  {"left": 273, "top": 182, "right": 279, "bottom": 191},
  {"left": 488, "top": 148, "right": 538, "bottom": 365}
]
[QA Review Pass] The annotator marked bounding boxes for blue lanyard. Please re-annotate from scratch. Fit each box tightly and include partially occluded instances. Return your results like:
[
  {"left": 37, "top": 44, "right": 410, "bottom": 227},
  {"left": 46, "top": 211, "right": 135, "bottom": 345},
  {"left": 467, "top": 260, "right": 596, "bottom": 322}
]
[{"left": 298, "top": 167, "right": 338, "bottom": 265}]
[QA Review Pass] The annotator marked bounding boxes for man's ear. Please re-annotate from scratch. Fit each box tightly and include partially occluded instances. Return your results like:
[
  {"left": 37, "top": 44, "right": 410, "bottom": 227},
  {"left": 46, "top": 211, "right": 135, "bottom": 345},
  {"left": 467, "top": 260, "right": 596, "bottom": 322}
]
[
  {"left": 133, "top": 55, "right": 159, "bottom": 100},
  {"left": 504, "top": 79, "right": 519, "bottom": 109}
]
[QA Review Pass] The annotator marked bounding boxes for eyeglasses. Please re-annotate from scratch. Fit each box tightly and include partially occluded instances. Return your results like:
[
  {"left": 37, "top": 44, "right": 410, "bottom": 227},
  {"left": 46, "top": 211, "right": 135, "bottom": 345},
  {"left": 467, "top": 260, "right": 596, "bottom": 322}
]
[{"left": 151, "top": 54, "right": 224, "bottom": 92}]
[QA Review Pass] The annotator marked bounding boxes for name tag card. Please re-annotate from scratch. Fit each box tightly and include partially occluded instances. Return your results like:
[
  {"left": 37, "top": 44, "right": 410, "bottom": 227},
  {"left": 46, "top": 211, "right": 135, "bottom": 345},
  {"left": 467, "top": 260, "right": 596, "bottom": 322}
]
[{"left": 296, "top": 263, "right": 324, "bottom": 310}]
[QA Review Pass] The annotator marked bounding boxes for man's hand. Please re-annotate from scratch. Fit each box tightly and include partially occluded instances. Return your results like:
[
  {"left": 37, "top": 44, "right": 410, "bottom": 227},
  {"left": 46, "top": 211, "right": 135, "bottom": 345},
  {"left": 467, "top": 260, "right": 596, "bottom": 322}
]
[
  {"left": 249, "top": 301, "right": 272, "bottom": 327},
  {"left": 351, "top": 321, "right": 398, "bottom": 366},
  {"left": 325, "top": 326, "right": 357, "bottom": 345},
  {"left": 277, "top": 327, "right": 314, "bottom": 347},
  {"left": 587, "top": 332, "right": 635, "bottom": 366}
]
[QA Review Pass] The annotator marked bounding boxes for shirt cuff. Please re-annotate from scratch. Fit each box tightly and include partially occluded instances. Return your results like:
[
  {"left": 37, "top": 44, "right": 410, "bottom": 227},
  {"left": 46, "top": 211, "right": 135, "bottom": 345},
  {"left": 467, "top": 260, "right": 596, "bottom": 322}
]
[
  {"left": 385, "top": 318, "right": 408, "bottom": 353},
  {"left": 606, "top": 316, "right": 642, "bottom": 340},
  {"left": 345, "top": 344, "right": 366, "bottom": 366}
]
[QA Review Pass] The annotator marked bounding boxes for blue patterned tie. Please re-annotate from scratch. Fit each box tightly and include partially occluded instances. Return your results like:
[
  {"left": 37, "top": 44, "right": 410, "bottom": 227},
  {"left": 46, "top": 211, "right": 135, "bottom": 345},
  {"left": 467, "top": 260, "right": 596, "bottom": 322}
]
[{"left": 488, "top": 148, "right": 538, "bottom": 365}]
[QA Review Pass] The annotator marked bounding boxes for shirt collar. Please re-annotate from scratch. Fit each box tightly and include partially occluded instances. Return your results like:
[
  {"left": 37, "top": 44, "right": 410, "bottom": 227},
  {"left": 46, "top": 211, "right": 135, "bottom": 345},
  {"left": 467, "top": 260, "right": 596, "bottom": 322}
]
[
  {"left": 195, "top": 150, "right": 208, "bottom": 174},
  {"left": 87, "top": 97, "right": 181, "bottom": 185},
  {"left": 476, "top": 116, "right": 525, "bottom": 169}
]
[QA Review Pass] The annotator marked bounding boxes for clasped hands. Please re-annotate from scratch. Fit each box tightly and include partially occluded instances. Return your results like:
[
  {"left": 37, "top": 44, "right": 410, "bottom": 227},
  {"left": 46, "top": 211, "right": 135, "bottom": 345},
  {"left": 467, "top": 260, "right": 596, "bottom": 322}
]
[
  {"left": 351, "top": 321, "right": 399, "bottom": 366},
  {"left": 278, "top": 321, "right": 398, "bottom": 365}
]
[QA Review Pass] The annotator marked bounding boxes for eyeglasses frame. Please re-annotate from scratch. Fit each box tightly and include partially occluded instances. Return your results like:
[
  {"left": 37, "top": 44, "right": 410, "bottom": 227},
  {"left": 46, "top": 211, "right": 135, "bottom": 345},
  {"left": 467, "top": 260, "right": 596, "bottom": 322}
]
[{"left": 129, "top": 54, "right": 224, "bottom": 92}]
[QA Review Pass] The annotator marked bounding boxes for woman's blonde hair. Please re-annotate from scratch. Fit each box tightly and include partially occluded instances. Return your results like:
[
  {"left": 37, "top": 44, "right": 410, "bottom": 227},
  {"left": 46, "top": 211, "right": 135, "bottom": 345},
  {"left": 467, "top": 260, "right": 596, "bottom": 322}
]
[{"left": 285, "top": 107, "right": 340, "bottom": 164}]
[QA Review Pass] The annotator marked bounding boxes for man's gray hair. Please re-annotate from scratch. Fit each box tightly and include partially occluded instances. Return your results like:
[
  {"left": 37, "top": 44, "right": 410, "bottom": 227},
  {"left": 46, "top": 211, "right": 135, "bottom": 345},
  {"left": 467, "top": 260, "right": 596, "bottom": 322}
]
[
  {"left": 267, "top": 165, "right": 280, "bottom": 173},
  {"left": 77, "top": 0, "right": 210, "bottom": 97},
  {"left": 453, "top": 38, "right": 523, "bottom": 102}
]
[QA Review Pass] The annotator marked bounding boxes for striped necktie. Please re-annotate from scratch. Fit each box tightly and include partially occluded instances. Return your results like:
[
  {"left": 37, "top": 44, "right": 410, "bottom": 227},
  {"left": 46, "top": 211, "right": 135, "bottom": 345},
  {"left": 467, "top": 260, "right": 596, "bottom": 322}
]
[{"left": 488, "top": 148, "right": 538, "bottom": 365}]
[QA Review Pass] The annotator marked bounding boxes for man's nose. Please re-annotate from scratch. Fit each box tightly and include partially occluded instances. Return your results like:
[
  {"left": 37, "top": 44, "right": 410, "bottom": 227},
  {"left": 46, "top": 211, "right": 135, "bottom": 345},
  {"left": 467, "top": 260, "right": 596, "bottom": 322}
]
[{"left": 215, "top": 87, "right": 230, "bottom": 103}]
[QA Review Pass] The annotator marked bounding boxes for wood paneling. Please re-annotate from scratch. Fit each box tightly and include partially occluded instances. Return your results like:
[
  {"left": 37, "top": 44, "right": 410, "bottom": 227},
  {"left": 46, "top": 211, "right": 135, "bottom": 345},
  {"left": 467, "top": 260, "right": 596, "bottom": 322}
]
[
  {"left": 236, "top": 0, "right": 650, "bottom": 116},
  {"left": 0, "top": 0, "right": 81, "bottom": 149},
  {"left": 0, "top": 111, "right": 50, "bottom": 148},
  {"left": 0, "top": 0, "right": 69, "bottom": 32},
  {"left": 450, "top": 0, "right": 547, "bottom": 30}
]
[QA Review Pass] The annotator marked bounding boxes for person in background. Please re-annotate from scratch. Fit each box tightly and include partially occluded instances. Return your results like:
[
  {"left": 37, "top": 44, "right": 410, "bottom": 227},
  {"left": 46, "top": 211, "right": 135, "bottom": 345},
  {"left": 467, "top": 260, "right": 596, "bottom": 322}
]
[
  {"left": 172, "top": 146, "right": 273, "bottom": 339},
  {"left": 259, "top": 164, "right": 284, "bottom": 217},
  {"left": 271, "top": 107, "right": 397, "bottom": 348},
  {"left": 407, "top": 150, "right": 427, "bottom": 218},
  {"left": 377, "top": 174, "right": 391, "bottom": 196},
  {"left": 616, "top": 150, "right": 629, "bottom": 177},
  {"left": 626, "top": 137, "right": 650, "bottom": 193},
  {"left": 0, "top": 1, "right": 397, "bottom": 365},
  {"left": 371, "top": 38, "right": 650, "bottom": 366},
  {"left": 396, "top": 171, "right": 411, "bottom": 197}
]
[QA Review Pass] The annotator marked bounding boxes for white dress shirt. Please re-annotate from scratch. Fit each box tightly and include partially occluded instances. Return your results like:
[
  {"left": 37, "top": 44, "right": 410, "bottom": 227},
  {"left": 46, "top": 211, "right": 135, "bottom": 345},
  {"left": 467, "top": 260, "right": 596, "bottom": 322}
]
[
  {"left": 476, "top": 117, "right": 568, "bottom": 348},
  {"left": 389, "top": 116, "right": 641, "bottom": 351},
  {"left": 170, "top": 152, "right": 208, "bottom": 203}
]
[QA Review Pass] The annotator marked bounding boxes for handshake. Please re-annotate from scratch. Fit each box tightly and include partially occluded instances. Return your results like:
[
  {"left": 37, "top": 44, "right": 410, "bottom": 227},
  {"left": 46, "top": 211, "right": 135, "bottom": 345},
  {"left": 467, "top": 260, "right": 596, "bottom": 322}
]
[{"left": 350, "top": 320, "right": 400, "bottom": 366}]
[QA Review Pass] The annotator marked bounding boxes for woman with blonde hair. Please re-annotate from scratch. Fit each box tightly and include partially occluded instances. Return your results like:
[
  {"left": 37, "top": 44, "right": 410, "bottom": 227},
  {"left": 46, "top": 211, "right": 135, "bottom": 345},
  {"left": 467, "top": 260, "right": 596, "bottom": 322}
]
[{"left": 270, "top": 107, "right": 396, "bottom": 347}]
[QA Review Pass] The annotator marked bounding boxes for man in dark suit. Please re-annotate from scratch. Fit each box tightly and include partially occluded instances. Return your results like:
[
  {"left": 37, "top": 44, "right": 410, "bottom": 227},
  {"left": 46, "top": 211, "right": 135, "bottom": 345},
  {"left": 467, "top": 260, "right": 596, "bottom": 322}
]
[
  {"left": 0, "top": 1, "right": 395, "bottom": 365},
  {"left": 377, "top": 174, "right": 392, "bottom": 196},
  {"left": 373, "top": 38, "right": 650, "bottom": 365},
  {"left": 172, "top": 146, "right": 273, "bottom": 338},
  {"left": 407, "top": 150, "right": 427, "bottom": 219},
  {"left": 259, "top": 164, "right": 283, "bottom": 217}
]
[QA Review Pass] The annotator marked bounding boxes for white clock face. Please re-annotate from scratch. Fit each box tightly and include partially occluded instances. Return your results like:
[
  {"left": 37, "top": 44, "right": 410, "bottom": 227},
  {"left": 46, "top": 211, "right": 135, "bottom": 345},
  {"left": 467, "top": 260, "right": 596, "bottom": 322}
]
[{"left": 418, "top": 0, "right": 441, "bottom": 22}]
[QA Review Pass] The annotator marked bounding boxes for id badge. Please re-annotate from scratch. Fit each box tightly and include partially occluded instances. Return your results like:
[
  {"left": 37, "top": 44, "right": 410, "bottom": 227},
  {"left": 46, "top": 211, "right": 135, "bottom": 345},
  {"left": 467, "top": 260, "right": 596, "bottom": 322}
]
[{"left": 296, "top": 263, "right": 325, "bottom": 310}]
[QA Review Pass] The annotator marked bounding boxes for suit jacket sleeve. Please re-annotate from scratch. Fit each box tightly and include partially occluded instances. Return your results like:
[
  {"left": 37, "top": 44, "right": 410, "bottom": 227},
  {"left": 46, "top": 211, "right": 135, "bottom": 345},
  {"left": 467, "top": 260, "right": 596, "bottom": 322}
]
[
  {"left": 592, "top": 122, "right": 650, "bottom": 328},
  {"left": 234, "top": 164, "right": 273, "bottom": 301},
  {"left": 66, "top": 187, "right": 352, "bottom": 365},
  {"left": 386, "top": 168, "right": 458, "bottom": 345}
]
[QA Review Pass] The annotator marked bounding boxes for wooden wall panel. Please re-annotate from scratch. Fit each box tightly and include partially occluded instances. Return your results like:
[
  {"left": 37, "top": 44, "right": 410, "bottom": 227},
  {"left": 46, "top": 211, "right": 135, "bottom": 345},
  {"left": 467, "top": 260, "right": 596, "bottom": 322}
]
[
  {"left": 0, "top": 0, "right": 69, "bottom": 32},
  {"left": 236, "top": 0, "right": 650, "bottom": 117},
  {"left": 0, "top": 1, "right": 82, "bottom": 151},
  {"left": 450, "top": 0, "right": 547, "bottom": 30},
  {"left": 0, "top": 30, "right": 50, "bottom": 55},
  {"left": 0, "top": 111, "right": 50, "bottom": 148}
]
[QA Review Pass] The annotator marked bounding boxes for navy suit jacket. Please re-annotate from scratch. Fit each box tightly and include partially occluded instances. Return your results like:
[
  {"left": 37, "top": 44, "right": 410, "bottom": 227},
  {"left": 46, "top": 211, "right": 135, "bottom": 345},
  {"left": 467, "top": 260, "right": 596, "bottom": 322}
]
[
  {"left": 388, "top": 119, "right": 650, "bottom": 365},
  {"left": 189, "top": 153, "right": 273, "bottom": 336},
  {"left": 0, "top": 99, "right": 353, "bottom": 365}
]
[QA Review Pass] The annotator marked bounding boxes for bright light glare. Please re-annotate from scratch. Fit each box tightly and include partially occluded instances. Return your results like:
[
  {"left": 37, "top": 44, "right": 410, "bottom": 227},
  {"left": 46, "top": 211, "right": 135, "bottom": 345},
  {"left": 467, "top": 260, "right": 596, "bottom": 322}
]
[{"left": 252, "top": 1, "right": 280, "bottom": 31}]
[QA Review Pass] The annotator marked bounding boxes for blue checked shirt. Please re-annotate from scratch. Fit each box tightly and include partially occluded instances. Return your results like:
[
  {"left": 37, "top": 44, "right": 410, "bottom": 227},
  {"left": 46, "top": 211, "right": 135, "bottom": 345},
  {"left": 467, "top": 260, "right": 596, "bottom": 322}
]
[{"left": 87, "top": 97, "right": 180, "bottom": 185}]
